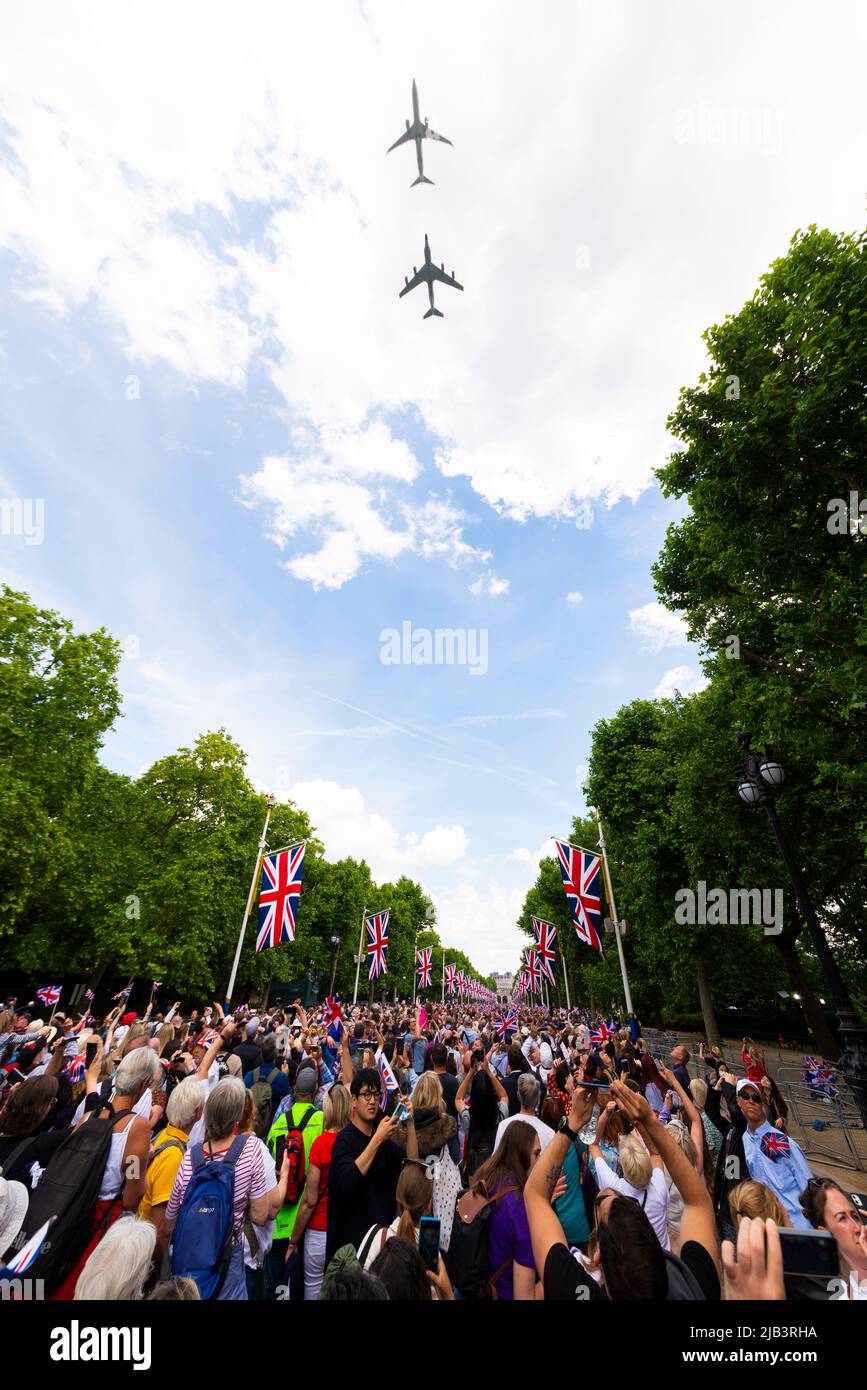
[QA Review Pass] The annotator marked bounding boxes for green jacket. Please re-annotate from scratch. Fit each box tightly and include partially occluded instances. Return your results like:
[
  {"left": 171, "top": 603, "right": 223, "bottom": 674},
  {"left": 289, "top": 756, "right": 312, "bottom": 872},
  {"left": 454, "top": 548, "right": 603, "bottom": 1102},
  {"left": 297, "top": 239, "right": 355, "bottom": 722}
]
[{"left": 267, "top": 1101, "right": 325, "bottom": 1240}]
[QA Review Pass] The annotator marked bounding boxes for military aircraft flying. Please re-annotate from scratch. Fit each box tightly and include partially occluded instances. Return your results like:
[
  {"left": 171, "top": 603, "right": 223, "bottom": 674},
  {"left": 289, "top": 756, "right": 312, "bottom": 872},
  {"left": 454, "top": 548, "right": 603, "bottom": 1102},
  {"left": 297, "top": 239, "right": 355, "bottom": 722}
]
[
  {"left": 399, "top": 234, "right": 463, "bottom": 319},
  {"left": 387, "top": 79, "right": 453, "bottom": 186}
]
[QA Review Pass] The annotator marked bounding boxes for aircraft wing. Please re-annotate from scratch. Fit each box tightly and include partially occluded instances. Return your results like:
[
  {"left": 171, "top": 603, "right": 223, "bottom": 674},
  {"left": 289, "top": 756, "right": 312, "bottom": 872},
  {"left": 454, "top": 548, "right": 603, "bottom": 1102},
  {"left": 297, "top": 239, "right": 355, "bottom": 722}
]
[
  {"left": 399, "top": 267, "right": 428, "bottom": 297},
  {"left": 387, "top": 129, "right": 415, "bottom": 153},
  {"left": 429, "top": 265, "right": 463, "bottom": 290},
  {"left": 427, "top": 127, "right": 453, "bottom": 146}
]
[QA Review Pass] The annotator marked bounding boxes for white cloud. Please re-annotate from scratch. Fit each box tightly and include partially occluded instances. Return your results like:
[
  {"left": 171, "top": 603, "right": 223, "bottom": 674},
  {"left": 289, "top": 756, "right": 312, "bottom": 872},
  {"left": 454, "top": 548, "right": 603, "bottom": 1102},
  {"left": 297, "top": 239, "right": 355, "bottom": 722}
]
[
  {"left": 652, "top": 665, "right": 709, "bottom": 699},
  {"left": 510, "top": 837, "right": 556, "bottom": 868},
  {"left": 285, "top": 777, "right": 468, "bottom": 877},
  {"left": 432, "top": 878, "right": 528, "bottom": 975},
  {"left": 566, "top": 591, "right": 583, "bottom": 605},
  {"left": 627, "top": 601, "right": 689, "bottom": 652},
  {"left": 470, "top": 572, "right": 510, "bottom": 597}
]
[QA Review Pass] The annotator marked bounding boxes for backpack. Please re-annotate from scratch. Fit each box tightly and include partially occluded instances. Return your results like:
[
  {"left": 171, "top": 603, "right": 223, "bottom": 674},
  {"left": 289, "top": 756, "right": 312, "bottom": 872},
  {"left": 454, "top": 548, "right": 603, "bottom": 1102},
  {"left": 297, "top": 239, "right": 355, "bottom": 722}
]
[
  {"left": 170, "top": 1135, "right": 247, "bottom": 1300},
  {"left": 283, "top": 1104, "right": 315, "bottom": 1205},
  {"left": 445, "top": 1183, "right": 518, "bottom": 1299},
  {"left": 10, "top": 1107, "right": 130, "bottom": 1291},
  {"left": 250, "top": 1066, "right": 280, "bottom": 1140}
]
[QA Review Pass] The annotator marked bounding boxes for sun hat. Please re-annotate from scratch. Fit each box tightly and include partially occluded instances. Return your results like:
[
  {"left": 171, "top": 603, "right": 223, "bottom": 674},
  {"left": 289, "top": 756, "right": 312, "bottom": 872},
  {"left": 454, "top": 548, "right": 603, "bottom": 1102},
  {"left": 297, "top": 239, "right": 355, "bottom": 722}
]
[{"left": 0, "top": 1176, "right": 29, "bottom": 1263}]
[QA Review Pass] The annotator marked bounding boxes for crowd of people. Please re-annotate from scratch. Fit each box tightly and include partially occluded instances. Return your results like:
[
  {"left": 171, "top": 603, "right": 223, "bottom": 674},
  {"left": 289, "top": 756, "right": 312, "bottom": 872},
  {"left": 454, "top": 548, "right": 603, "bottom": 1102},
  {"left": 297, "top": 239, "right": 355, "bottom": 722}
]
[{"left": 0, "top": 992, "right": 864, "bottom": 1302}]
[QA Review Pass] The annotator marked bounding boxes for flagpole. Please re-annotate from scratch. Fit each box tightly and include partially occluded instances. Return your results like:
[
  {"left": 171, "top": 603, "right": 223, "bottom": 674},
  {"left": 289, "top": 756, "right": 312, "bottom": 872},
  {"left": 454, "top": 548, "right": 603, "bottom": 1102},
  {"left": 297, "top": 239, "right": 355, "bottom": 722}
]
[
  {"left": 441, "top": 949, "right": 445, "bottom": 1004},
  {"left": 226, "top": 795, "right": 275, "bottom": 1006},
  {"left": 352, "top": 905, "right": 368, "bottom": 1006},
  {"left": 412, "top": 932, "right": 419, "bottom": 1006},
  {"left": 595, "top": 807, "right": 633, "bottom": 1015},
  {"left": 560, "top": 951, "right": 572, "bottom": 1011}
]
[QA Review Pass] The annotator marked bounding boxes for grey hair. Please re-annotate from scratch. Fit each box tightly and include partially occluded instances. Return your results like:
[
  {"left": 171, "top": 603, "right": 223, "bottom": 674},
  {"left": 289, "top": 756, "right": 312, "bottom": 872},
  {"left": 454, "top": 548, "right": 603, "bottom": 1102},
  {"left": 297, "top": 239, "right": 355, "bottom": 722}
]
[
  {"left": 167, "top": 1075, "right": 206, "bottom": 1132},
  {"left": 74, "top": 1215, "right": 156, "bottom": 1301},
  {"left": 114, "top": 1046, "right": 161, "bottom": 1096},
  {"left": 517, "top": 1073, "right": 540, "bottom": 1111},
  {"left": 205, "top": 1076, "right": 247, "bottom": 1141}
]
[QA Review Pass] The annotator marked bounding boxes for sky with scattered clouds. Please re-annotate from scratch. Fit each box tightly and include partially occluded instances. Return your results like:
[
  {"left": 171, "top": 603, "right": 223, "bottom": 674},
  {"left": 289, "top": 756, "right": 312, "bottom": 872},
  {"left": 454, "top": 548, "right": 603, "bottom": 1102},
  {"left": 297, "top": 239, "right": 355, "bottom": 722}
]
[{"left": 1, "top": 1, "right": 865, "bottom": 971}]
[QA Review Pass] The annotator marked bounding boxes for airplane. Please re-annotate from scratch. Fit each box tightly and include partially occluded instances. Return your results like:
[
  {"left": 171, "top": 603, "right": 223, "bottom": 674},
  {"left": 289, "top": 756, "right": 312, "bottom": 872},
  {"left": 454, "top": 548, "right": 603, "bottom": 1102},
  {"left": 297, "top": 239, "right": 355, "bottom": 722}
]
[
  {"left": 387, "top": 78, "right": 453, "bottom": 186},
  {"left": 399, "top": 233, "right": 463, "bottom": 319}
]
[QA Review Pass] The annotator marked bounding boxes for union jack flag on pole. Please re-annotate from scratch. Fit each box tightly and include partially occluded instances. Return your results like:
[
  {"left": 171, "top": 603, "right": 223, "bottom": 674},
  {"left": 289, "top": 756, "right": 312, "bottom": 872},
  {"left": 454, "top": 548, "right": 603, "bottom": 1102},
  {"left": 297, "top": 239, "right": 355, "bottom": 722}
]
[
  {"left": 36, "top": 985, "right": 61, "bottom": 1007},
  {"left": 366, "top": 911, "right": 389, "bottom": 980},
  {"left": 445, "top": 964, "right": 456, "bottom": 995},
  {"left": 525, "top": 949, "right": 542, "bottom": 993},
  {"left": 532, "top": 918, "right": 558, "bottom": 984},
  {"left": 554, "top": 840, "right": 604, "bottom": 954},
  {"left": 417, "top": 947, "right": 432, "bottom": 990},
  {"left": 256, "top": 842, "right": 306, "bottom": 952}
]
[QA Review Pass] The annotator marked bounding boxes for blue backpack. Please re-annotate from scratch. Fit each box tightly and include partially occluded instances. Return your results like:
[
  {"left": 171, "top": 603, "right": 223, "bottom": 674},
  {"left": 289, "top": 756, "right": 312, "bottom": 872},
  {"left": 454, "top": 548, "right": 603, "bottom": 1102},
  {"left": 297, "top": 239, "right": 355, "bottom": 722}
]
[{"left": 170, "top": 1136, "right": 246, "bottom": 1299}]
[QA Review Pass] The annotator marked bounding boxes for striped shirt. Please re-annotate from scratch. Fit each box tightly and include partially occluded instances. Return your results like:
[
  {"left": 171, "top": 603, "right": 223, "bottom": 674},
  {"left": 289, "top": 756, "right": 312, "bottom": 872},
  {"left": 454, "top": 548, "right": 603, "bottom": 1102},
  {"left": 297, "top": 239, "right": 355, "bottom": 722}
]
[{"left": 166, "top": 1135, "right": 271, "bottom": 1236}]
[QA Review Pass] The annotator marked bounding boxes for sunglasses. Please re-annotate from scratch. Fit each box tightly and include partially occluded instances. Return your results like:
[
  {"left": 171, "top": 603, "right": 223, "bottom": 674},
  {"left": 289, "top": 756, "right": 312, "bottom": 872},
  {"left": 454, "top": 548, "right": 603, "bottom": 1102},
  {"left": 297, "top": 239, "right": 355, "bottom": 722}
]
[{"left": 739, "top": 1091, "right": 762, "bottom": 1103}]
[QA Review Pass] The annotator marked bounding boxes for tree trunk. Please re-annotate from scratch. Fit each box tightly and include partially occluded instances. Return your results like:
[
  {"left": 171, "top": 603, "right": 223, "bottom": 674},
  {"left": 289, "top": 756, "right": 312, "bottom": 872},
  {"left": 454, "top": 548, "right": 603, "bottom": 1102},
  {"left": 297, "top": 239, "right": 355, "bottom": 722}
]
[
  {"left": 696, "top": 958, "right": 722, "bottom": 1049},
  {"left": 774, "top": 935, "right": 840, "bottom": 1061}
]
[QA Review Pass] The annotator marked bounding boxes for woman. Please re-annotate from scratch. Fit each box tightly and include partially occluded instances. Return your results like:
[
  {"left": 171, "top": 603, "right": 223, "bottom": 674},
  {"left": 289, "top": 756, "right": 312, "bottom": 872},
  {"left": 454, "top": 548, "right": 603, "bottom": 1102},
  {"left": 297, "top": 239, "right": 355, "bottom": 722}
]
[
  {"left": 49, "top": 1044, "right": 160, "bottom": 1299},
  {"left": 729, "top": 1179, "right": 790, "bottom": 1228},
  {"left": 359, "top": 1160, "right": 435, "bottom": 1274},
  {"left": 455, "top": 1051, "right": 509, "bottom": 1181},
  {"left": 546, "top": 1062, "right": 573, "bottom": 1116},
  {"left": 287, "top": 1081, "right": 351, "bottom": 1300},
  {"left": 471, "top": 1119, "right": 540, "bottom": 1300},
  {"left": 689, "top": 1077, "right": 725, "bottom": 1163},
  {"left": 741, "top": 1036, "right": 767, "bottom": 1085},
  {"left": 369, "top": 1234, "right": 453, "bottom": 1300},
  {"left": 639, "top": 1054, "right": 670, "bottom": 1114},
  {"left": 395, "top": 1071, "right": 461, "bottom": 1250},
  {"left": 74, "top": 1215, "right": 156, "bottom": 1301},
  {"left": 541, "top": 1097, "right": 590, "bottom": 1250},
  {"left": 0, "top": 1074, "right": 71, "bottom": 1191},
  {"left": 164, "top": 1076, "right": 284, "bottom": 1300},
  {"left": 587, "top": 1104, "right": 671, "bottom": 1251},
  {"left": 800, "top": 1177, "right": 867, "bottom": 1300}
]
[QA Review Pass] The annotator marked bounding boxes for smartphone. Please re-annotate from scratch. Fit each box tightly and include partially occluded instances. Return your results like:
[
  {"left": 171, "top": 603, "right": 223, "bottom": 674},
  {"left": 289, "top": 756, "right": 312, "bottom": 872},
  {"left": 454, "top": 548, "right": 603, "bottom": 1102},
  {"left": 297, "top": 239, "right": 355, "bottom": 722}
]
[
  {"left": 418, "top": 1216, "right": 441, "bottom": 1272},
  {"left": 391, "top": 1099, "right": 410, "bottom": 1123},
  {"left": 85, "top": 1041, "right": 98, "bottom": 1067},
  {"left": 779, "top": 1229, "right": 838, "bottom": 1278}
]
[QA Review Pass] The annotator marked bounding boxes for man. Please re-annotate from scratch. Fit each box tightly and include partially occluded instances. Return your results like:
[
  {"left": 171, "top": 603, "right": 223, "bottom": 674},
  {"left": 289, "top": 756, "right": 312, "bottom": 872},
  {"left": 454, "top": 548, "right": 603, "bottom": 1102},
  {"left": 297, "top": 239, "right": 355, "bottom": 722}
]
[
  {"left": 671, "top": 1045, "right": 692, "bottom": 1091},
  {"left": 244, "top": 1034, "right": 291, "bottom": 1120},
  {"left": 525, "top": 1044, "right": 550, "bottom": 1101},
  {"left": 495, "top": 1074, "right": 556, "bottom": 1153},
  {"left": 232, "top": 1017, "right": 263, "bottom": 1075},
  {"left": 734, "top": 1076, "right": 813, "bottom": 1230},
  {"left": 502, "top": 1043, "right": 531, "bottom": 1117},
  {"left": 266, "top": 1062, "right": 324, "bottom": 1298},
  {"left": 325, "top": 1067, "right": 418, "bottom": 1264},
  {"left": 430, "top": 1043, "right": 460, "bottom": 1120}
]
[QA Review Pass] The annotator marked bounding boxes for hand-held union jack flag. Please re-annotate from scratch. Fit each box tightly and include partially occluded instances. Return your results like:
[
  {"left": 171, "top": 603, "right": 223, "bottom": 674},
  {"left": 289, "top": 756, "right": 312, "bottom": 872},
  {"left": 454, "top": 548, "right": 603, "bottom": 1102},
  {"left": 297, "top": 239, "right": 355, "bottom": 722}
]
[
  {"left": 36, "top": 985, "right": 61, "bottom": 1007},
  {"left": 324, "top": 996, "right": 343, "bottom": 1028},
  {"left": 65, "top": 1053, "right": 87, "bottom": 1083},
  {"left": 366, "top": 911, "right": 389, "bottom": 980},
  {"left": 112, "top": 979, "right": 133, "bottom": 1002},
  {"left": 532, "top": 918, "right": 558, "bottom": 983},
  {"left": 417, "top": 947, "right": 432, "bottom": 990},
  {"left": 495, "top": 1009, "right": 518, "bottom": 1039},
  {"left": 554, "top": 840, "right": 604, "bottom": 954},
  {"left": 256, "top": 842, "right": 306, "bottom": 953},
  {"left": 589, "top": 1022, "right": 614, "bottom": 1046},
  {"left": 375, "top": 1047, "right": 400, "bottom": 1110}
]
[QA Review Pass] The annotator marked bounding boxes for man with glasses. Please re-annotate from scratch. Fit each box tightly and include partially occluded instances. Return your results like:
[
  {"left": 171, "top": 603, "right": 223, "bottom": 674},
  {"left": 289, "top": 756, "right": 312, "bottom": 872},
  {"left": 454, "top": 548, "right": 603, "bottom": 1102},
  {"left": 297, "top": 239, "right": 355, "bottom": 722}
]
[{"left": 325, "top": 1067, "right": 419, "bottom": 1264}]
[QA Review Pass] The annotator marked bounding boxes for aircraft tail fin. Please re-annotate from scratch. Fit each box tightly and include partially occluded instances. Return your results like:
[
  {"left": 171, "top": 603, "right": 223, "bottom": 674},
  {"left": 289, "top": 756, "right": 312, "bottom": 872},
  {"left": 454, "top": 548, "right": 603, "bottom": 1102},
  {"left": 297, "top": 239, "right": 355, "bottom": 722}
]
[
  {"left": 424, "top": 307, "right": 444, "bottom": 319},
  {"left": 412, "top": 175, "right": 434, "bottom": 186}
]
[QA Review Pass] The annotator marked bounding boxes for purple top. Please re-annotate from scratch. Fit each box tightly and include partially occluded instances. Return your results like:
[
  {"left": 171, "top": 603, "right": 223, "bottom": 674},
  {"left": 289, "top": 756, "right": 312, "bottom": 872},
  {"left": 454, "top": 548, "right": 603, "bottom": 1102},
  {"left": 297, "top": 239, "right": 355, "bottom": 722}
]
[{"left": 488, "top": 1184, "right": 534, "bottom": 1300}]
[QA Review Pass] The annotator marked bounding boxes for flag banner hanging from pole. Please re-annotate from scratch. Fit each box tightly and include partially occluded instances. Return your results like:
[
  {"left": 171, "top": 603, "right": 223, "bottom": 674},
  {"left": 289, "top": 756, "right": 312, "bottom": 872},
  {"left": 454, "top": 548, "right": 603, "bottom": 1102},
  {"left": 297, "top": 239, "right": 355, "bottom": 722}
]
[
  {"left": 553, "top": 839, "right": 604, "bottom": 954},
  {"left": 256, "top": 842, "right": 306, "bottom": 952},
  {"left": 525, "top": 949, "right": 542, "bottom": 993},
  {"left": 366, "top": 911, "right": 389, "bottom": 979},
  {"left": 445, "top": 964, "right": 456, "bottom": 995},
  {"left": 417, "top": 947, "right": 432, "bottom": 990},
  {"left": 531, "top": 917, "right": 558, "bottom": 983}
]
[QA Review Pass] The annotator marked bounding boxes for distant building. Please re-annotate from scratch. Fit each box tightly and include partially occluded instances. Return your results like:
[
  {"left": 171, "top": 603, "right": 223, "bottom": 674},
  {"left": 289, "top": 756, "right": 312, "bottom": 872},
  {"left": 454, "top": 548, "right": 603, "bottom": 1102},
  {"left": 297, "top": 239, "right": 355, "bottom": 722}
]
[{"left": 491, "top": 971, "right": 514, "bottom": 1004}]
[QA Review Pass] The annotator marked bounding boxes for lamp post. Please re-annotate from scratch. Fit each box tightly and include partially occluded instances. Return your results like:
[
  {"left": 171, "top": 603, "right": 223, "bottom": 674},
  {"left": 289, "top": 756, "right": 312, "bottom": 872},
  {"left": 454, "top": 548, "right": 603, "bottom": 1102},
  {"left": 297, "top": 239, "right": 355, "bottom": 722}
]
[
  {"left": 735, "top": 732, "right": 867, "bottom": 1129},
  {"left": 328, "top": 931, "right": 340, "bottom": 997}
]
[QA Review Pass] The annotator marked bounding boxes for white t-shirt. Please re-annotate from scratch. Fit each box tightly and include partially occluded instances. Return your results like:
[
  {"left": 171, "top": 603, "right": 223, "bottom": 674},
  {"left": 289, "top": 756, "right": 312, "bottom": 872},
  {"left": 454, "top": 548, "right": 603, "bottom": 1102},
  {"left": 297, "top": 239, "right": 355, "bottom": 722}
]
[
  {"left": 495, "top": 1112, "right": 557, "bottom": 1154},
  {"left": 594, "top": 1155, "right": 671, "bottom": 1251}
]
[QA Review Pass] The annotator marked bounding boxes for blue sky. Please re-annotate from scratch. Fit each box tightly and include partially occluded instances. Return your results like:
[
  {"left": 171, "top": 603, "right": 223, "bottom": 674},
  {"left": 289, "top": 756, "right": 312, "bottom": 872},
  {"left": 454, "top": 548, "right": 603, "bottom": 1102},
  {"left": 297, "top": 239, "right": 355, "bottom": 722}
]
[{"left": 1, "top": 1, "right": 865, "bottom": 971}]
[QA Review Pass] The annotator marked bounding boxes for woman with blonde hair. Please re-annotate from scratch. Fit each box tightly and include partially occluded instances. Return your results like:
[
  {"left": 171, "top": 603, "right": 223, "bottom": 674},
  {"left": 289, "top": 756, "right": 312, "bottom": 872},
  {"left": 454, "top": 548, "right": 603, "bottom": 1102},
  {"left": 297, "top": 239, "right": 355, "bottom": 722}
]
[
  {"left": 396, "top": 1068, "right": 461, "bottom": 1251},
  {"left": 729, "top": 1179, "right": 790, "bottom": 1228},
  {"left": 587, "top": 1103, "right": 671, "bottom": 1250},
  {"left": 288, "top": 1080, "right": 352, "bottom": 1300}
]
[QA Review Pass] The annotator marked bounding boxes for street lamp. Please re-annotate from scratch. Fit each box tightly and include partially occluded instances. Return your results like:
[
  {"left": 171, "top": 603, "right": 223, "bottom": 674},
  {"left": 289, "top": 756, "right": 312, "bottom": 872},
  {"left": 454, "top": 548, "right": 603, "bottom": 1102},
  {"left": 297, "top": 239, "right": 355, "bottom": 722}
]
[{"left": 735, "top": 732, "right": 867, "bottom": 1128}]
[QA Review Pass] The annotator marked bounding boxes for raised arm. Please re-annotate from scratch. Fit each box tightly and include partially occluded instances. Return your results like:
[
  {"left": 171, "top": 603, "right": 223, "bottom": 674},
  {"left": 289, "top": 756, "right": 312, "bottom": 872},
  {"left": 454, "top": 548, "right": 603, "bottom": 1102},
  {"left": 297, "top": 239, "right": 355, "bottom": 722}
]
[
  {"left": 659, "top": 1063, "right": 705, "bottom": 1174},
  {"left": 525, "top": 1086, "right": 595, "bottom": 1279}
]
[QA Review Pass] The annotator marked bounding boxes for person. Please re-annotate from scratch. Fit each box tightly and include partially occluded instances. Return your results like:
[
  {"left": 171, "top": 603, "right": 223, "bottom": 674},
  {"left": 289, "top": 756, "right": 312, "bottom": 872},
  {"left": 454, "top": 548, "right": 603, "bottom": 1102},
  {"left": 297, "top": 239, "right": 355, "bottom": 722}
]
[
  {"left": 469, "top": 1119, "right": 540, "bottom": 1300},
  {"left": 541, "top": 1096, "right": 589, "bottom": 1250},
  {"left": 741, "top": 1036, "right": 767, "bottom": 1085},
  {"left": 494, "top": 1074, "right": 555, "bottom": 1154},
  {"left": 546, "top": 1061, "right": 573, "bottom": 1115},
  {"left": 670, "top": 1045, "right": 692, "bottom": 1092},
  {"left": 50, "top": 1045, "right": 161, "bottom": 1300},
  {"left": 138, "top": 1076, "right": 205, "bottom": 1270},
  {"left": 430, "top": 1043, "right": 460, "bottom": 1121},
  {"left": 359, "top": 1159, "right": 433, "bottom": 1272},
  {"left": 244, "top": 1034, "right": 290, "bottom": 1128},
  {"left": 455, "top": 1051, "right": 508, "bottom": 1180},
  {"left": 164, "top": 1076, "right": 283, "bottom": 1300},
  {"left": 325, "top": 1068, "right": 418, "bottom": 1264},
  {"left": 0, "top": 1074, "right": 71, "bottom": 1192},
  {"left": 800, "top": 1177, "right": 867, "bottom": 1300},
  {"left": 286, "top": 1081, "right": 351, "bottom": 1300},
  {"left": 266, "top": 1061, "right": 324, "bottom": 1297},
  {"left": 0, "top": 1173, "right": 29, "bottom": 1264},
  {"left": 731, "top": 1076, "right": 814, "bottom": 1230},
  {"left": 147, "top": 1276, "right": 201, "bottom": 1300},
  {"left": 587, "top": 1102, "right": 671, "bottom": 1251},
  {"left": 639, "top": 1054, "right": 670, "bottom": 1113},
  {"left": 74, "top": 1215, "right": 156, "bottom": 1301},
  {"left": 729, "top": 1179, "right": 789, "bottom": 1228},
  {"left": 528, "top": 1080, "right": 720, "bottom": 1300},
  {"left": 689, "top": 1077, "right": 725, "bottom": 1163},
  {"left": 318, "top": 1263, "right": 389, "bottom": 1301},
  {"left": 396, "top": 1071, "right": 461, "bottom": 1250},
  {"left": 232, "top": 1018, "right": 263, "bottom": 1075},
  {"left": 369, "top": 1233, "right": 454, "bottom": 1300},
  {"left": 502, "top": 1043, "right": 530, "bottom": 1117}
]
